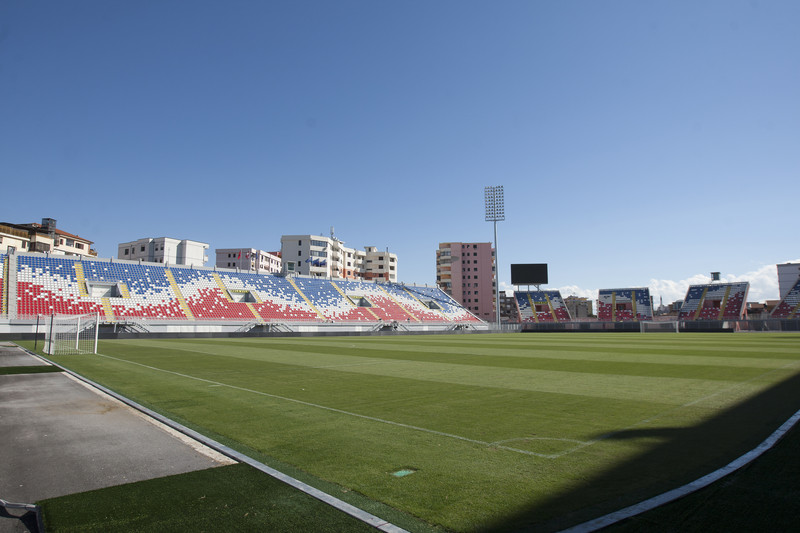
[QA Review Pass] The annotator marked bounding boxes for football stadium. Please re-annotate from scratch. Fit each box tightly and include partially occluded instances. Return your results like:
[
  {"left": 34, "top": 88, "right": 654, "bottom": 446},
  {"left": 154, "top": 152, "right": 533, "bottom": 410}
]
[{"left": 1, "top": 248, "right": 800, "bottom": 532}]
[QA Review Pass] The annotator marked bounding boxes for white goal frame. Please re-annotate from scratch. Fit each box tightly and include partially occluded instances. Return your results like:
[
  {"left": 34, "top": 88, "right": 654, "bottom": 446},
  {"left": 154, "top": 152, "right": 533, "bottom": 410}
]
[
  {"left": 45, "top": 313, "right": 100, "bottom": 355},
  {"left": 640, "top": 320, "right": 680, "bottom": 333}
]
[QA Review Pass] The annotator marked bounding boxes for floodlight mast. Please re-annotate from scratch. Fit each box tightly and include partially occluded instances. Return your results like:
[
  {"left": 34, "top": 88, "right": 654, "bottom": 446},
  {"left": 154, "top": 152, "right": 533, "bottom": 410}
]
[{"left": 485, "top": 185, "right": 505, "bottom": 325}]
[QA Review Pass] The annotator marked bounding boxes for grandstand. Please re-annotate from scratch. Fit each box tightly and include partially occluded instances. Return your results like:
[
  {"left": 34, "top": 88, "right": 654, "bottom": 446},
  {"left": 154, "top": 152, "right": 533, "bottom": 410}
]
[
  {"left": 597, "top": 287, "right": 653, "bottom": 322},
  {"left": 1, "top": 253, "right": 5, "bottom": 316},
  {"left": 678, "top": 282, "right": 749, "bottom": 321},
  {"left": 2, "top": 252, "right": 482, "bottom": 333},
  {"left": 771, "top": 276, "right": 800, "bottom": 319},
  {"left": 3, "top": 251, "right": 800, "bottom": 334},
  {"left": 514, "top": 290, "right": 571, "bottom": 322}
]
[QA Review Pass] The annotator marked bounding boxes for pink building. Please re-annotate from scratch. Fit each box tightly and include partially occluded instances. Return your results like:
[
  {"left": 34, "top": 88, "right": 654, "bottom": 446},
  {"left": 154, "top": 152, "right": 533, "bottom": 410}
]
[{"left": 436, "top": 242, "right": 496, "bottom": 322}]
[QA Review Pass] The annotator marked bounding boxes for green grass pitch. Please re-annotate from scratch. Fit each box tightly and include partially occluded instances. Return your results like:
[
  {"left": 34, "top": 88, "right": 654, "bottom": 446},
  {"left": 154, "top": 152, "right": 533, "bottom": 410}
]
[{"left": 37, "top": 332, "right": 800, "bottom": 531}]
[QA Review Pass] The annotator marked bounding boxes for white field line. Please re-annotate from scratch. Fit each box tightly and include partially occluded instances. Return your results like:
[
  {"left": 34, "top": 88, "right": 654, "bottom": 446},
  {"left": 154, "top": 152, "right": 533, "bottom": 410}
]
[
  {"left": 37, "top": 351, "right": 407, "bottom": 533},
  {"left": 93, "top": 354, "right": 800, "bottom": 461},
  {"left": 94, "top": 353, "right": 574, "bottom": 458},
  {"left": 560, "top": 407, "right": 800, "bottom": 533}
]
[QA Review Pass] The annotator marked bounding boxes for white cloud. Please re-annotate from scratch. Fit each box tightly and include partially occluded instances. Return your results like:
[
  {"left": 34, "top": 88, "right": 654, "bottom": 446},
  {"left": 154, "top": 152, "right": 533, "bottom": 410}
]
[{"left": 555, "top": 285, "right": 597, "bottom": 300}]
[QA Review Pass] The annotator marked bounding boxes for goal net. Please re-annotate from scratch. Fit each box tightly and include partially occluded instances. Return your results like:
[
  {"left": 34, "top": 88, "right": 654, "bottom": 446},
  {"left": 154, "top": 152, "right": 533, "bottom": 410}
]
[
  {"left": 44, "top": 313, "right": 100, "bottom": 355},
  {"left": 640, "top": 320, "right": 680, "bottom": 333}
]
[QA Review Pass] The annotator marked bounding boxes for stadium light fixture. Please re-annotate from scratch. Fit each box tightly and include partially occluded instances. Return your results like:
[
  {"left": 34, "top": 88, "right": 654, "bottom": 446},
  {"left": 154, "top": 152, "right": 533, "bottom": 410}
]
[{"left": 484, "top": 185, "right": 504, "bottom": 325}]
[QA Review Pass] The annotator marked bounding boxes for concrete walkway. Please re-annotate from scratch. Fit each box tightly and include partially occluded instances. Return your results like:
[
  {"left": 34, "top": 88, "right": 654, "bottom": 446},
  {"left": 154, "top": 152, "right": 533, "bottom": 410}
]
[{"left": 0, "top": 344, "right": 234, "bottom": 533}]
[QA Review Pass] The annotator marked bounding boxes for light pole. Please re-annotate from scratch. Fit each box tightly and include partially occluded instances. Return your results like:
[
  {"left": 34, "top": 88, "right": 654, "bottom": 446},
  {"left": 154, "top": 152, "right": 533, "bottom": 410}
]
[{"left": 485, "top": 185, "right": 504, "bottom": 325}]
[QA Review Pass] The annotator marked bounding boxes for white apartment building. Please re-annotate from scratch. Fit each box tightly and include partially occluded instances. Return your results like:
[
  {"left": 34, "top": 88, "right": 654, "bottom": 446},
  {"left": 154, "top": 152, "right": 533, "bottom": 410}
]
[
  {"left": 118, "top": 237, "right": 209, "bottom": 267},
  {"left": 216, "top": 248, "right": 282, "bottom": 274},
  {"left": 0, "top": 218, "right": 95, "bottom": 256},
  {"left": 280, "top": 234, "right": 397, "bottom": 282}
]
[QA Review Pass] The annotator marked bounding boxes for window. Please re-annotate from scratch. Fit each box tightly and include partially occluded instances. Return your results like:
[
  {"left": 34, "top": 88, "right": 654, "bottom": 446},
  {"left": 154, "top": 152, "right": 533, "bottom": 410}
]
[
  {"left": 141, "top": 246, "right": 145, "bottom": 252},
  {"left": 124, "top": 249, "right": 129, "bottom": 255}
]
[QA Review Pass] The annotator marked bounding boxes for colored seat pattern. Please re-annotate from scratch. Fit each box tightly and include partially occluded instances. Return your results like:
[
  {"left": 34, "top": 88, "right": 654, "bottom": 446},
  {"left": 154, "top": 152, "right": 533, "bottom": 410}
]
[
  {"left": 82, "top": 259, "right": 186, "bottom": 319},
  {"left": 16, "top": 255, "right": 104, "bottom": 317},
  {"left": 678, "top": 282, "right": 749, "bottom": 320},
  {"left": 597, "top": 288, "right": 653, "bottom": 322},
  {"left": 771, "top": 277, "right": 800, "bottom": 318},
  {"left": 0, "top": 254, "right": 5, "bottom": 315},
  {"left": 13, "top": 254, "right": 475, "bottom": 324},
  {"left": 515, "top": 290, "right": 571, "bottom": 323}
]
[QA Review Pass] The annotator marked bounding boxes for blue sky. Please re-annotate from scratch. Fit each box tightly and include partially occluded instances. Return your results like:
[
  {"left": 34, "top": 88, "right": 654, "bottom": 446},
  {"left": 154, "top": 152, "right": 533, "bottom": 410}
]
[{"left": 1, "top": 1, "right": 798, "bottom": 305}]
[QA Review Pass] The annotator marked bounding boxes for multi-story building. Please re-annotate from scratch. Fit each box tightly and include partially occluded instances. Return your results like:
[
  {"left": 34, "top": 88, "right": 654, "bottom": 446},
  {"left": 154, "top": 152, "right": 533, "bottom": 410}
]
[
  {"left": 564, "top": 295, "right": 593, "bottom": 319},
  {"left": 499, "top": 293, "right": 518, "bottom": 323},
  {"left": 280, "top": 234, "right": 397, "bottom": 282},
  {"left": 0, "top": 218, "right": 95, "bottom": 256},
  {"left": 118, "top": 237, "right": 208, "bottom": 267},
  {"left": 216, "top": 248, "right": 282, "bottom": 274},
  {"left": 777, "top": 263, "right": 800, "bottom": 300},
  {"left": 436, "top": 242, "right": 496, "bottom": 321}
]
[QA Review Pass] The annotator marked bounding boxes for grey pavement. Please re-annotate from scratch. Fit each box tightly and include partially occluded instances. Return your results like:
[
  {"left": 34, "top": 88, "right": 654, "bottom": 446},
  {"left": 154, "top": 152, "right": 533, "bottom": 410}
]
[{"left": 0, "top": 344, "right": 234, "bottom": 533}]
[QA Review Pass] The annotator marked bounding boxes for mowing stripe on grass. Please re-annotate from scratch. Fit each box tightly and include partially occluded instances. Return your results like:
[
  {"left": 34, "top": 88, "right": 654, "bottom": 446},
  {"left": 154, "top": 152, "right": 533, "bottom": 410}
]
[
  {"left": 38, "top": 351, "right": 408, "bottom": 533},
  {"left": 558, "top": 359, "right": 800, "bottom": 456},
  {"left": 94, "top": 352, "right": 582, "bottom": 458},
  {"left": 92, "top": 348, "right": 800, "bottom": 461}
]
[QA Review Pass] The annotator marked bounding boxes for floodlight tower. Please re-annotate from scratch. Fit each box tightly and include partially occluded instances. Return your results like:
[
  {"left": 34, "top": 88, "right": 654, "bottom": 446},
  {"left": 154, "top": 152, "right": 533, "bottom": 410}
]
[{"left": 485, "top": 185, "right": 505, "bottom": 325}]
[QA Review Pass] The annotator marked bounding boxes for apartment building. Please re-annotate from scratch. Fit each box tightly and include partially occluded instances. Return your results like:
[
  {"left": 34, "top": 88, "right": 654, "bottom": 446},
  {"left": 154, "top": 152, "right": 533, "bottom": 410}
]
[
  {"left": 0, "top": 218, "right": 95, "bottom": 256},
  {"left": 118, "top": 237, "right": 209, "bottom": 267},
  {"left": 436, "top": 242, "right": 496, "bottom": 321},
  {"left": 216, "top": 248, "right": 282, "bottom": 274},
  {"left": 280, "top": 234, "right": 397, "bottom": 282}
]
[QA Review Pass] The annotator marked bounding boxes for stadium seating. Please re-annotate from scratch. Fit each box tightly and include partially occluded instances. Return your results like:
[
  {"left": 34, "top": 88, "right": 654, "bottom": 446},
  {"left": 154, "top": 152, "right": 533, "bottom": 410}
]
[
  {"left": 0, "top": 254, "right": 5, "bottom": 315},
  {"left": 395, "top": 284, "right": 481, "bottom": 322},
  {"left": 16, "top": 255, "right": 104, "bottom": 317},
  {"left": 515, "top": 290, "right": 571, "bottom": 322},
  {"left": 597, "top": 288, "right": 653, "bottom": 322},
  {"left": 771, "top": 277, "right": 800, "bottom": 318},
  {"left": 82, "top": 259, "right": 186, "bottom": 319},
  {"left": 678, "top": 282, "right": 749, "bottom": 320},
  {"left": 12, "top": 254, "right": 476, "bottom": 325}
]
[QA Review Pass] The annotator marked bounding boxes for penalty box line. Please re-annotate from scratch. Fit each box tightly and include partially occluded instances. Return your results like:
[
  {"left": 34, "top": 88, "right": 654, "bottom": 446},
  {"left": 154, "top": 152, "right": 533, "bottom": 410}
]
[{"left": 94, "top": 353, "right": 576, "bottom": 459}]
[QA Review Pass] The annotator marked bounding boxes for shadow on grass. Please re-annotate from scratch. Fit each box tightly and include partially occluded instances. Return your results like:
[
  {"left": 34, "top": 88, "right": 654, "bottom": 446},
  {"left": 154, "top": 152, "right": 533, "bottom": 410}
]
[{"left": 483, "top": 371, "right": 800, "bottom": 532}]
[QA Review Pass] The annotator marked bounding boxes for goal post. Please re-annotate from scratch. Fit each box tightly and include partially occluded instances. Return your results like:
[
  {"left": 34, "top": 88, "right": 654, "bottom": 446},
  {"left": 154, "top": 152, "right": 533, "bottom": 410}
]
[
  {"left": 640, "top": 320, "right": 680, "bottom": 333},
  {"left": 45, "top": 313, "right": 100, "bottom": 355}
]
